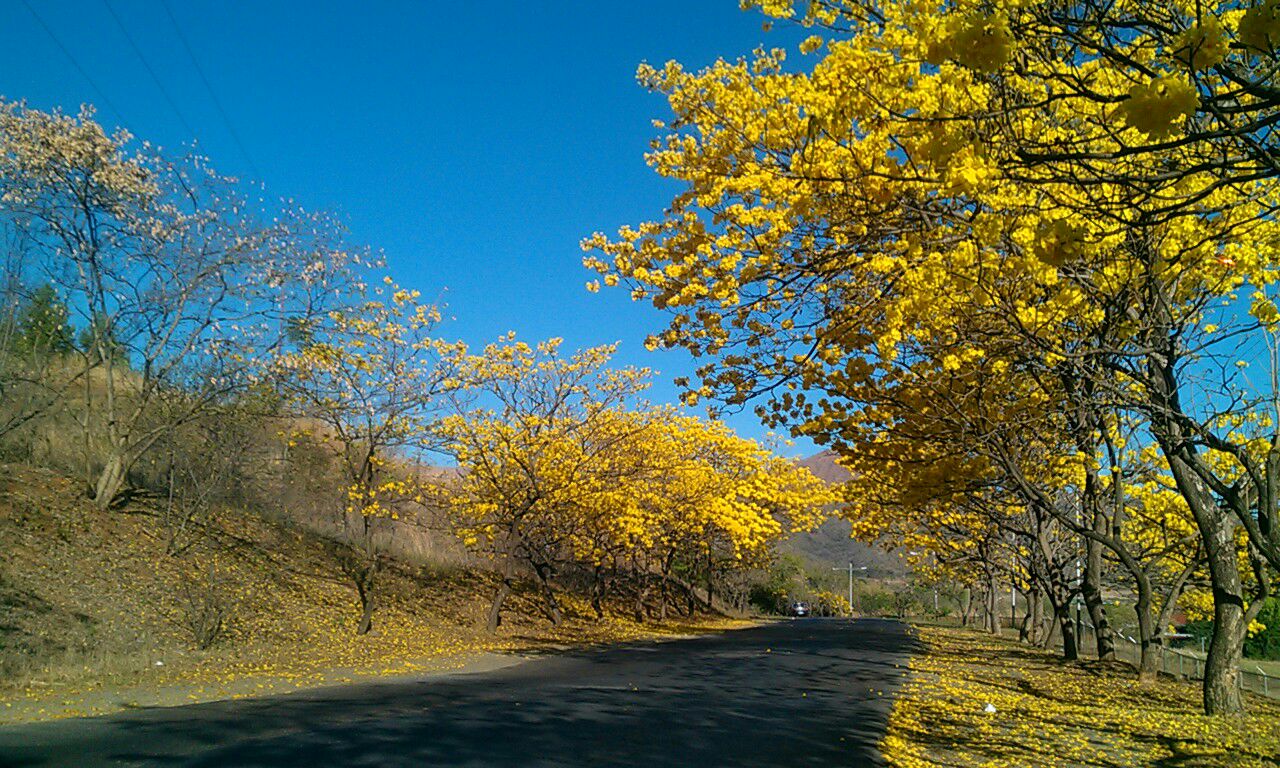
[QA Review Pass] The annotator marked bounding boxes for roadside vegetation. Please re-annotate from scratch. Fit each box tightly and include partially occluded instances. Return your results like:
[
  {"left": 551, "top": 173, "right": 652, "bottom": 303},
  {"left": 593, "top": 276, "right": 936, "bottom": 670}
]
[
  {"left": 0, "top": 455, "right": 756, "bottom": 724},
  {"left": 587, "top": 0, "right": 1280, "bottom": 718},
  {"left": 883, "top": 626, "right": 1280, "bottom": 767},
  {"left": 10, "top": 0, "right": 1280, "bottom": 756},
  {"left": 0, "top": 100, "right": 833, "bottom": 721}
]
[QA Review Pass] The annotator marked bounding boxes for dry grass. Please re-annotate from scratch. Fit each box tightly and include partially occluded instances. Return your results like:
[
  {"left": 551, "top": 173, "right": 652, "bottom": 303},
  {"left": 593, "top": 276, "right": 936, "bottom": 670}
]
[
  {"left": 0, "top": 463, "right": 746, "bottom": 723},
  {"left": 882, "top": 626, "right": 1280, "bottom": 768}
]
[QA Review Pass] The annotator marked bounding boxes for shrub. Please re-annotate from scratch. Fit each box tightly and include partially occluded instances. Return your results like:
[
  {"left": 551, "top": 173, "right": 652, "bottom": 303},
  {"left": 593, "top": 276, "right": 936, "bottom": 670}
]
[{"left": 1245, "top": 598, "right": 1280, "bottom": 661}]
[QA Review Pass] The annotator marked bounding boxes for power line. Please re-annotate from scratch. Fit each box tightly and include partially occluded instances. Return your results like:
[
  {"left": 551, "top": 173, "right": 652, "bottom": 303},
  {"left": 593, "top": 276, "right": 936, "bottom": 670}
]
[
  {"left": 101, "top": 0, "right": 197, "bottom": 140},
  {"left": 157, "top": 0, "right": 260, "bottom": 176},
  {"left": 20, "top": 0, "right": 131, "bottom": 127}
]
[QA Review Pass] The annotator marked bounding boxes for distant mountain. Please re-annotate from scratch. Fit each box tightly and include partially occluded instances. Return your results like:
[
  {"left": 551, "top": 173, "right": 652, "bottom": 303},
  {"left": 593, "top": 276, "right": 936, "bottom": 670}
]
[
  {"left": 797, "top": 450, "right": 850, "bottom": 484},
  {"left": 782, "top": 451, "right": 906, "bottom": 578}
]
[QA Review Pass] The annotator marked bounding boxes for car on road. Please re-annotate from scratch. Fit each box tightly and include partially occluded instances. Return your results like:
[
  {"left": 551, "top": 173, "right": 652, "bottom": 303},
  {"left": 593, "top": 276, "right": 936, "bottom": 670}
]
[{"left": 789, "top": 601, "right": 810, "bottom": 617}]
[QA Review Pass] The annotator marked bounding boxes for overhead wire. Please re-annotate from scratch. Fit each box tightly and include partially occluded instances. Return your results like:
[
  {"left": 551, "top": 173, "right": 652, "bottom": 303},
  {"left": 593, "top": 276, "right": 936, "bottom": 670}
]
[
  {"left": 157, "top": 0, "right": 261, "bottom": 176},
  {"left": 101, "top": 0, "right": 198, "bottom": 140},
  {"left": 20, "top": 0, "right": 131, "bottom": 127}
]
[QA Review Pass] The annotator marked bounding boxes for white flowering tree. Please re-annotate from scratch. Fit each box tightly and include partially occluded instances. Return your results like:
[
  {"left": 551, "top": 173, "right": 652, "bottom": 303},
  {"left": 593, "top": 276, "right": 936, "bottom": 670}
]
[{"left": 0, "top": 101, "right": 356, "bottom": 507}]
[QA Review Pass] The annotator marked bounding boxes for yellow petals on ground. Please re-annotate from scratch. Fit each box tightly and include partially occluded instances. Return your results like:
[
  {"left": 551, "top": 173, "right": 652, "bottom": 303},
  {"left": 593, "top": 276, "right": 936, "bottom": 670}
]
[{"left": 883, "top": 626, "right": 1280, "bottom": 768}]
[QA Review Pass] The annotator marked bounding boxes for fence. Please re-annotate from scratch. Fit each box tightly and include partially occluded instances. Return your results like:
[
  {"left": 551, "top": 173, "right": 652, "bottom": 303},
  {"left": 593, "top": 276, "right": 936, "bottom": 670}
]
[
  {"left": 1075, "top": 623, "right": 1279, "bottom": 700},
  {"left": 913, "top": 614, "right": 1279, "bottom": 699}
]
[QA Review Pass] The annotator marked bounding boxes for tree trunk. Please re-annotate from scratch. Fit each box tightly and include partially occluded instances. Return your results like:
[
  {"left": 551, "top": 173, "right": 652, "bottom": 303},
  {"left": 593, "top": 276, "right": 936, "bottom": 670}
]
[
  {"left": 987, "top": 575, "right": 1000, "bottom": 634},
  {"left": 590, "top": 566, "right": 606, "bottom": 620},
  {"left": 1203, "top": 597, "right": 1247, "bottom": 714},
  {"left": 1025, "top": 586, "right": 1041, "bottom": 644},
  {"left": 1133, "top": 574, "right": 1160, "bottom": 684},
  {"left": 487, "top": 577, "right": 513, "bottom": 634},
  {"left": 658, "top": 554, "right": 674, "bottom": 622},
  {"left": 659, "top": 575, "right": 669, "bottom": 622},
  {"left": 704, "top": 563, "right": 714, "bottom": 612},
  {"left": 1082, "top": 538, "right": 1115, "bottom": 660},
  {"left": 1165, "top": 455, "right": 1247, "bottom": 714},
  {"left": 1018, "top": 586, "right": 1034, "bottom": 643},
  {"left": 1058, "top": 605, "right": 1079, "bottom": 661},
  {"left": 634, "top": 574, "right": 649, "bottom": 623},
  {"left": 1143, "top": 305, "right": 1250, "bottom": 714},
  {"left": 93, "top": 451, "right": 129, "bottom": 509},
  {"left": 532, "top": 562, "right": 562, "bottom": 626},
  {"left": 1033, "top": 586, "right": 1046, "bottom": 645},
  {"left": 354, "top": 560, "right": 378, "bottom": 635},
  {"left": 356, "top": 585, "right": 375, "bottom": 636}
]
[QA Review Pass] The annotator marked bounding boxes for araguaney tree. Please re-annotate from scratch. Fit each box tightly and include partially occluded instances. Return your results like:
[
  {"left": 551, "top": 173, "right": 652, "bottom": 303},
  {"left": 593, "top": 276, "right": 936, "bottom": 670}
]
[
  {"left": 576, "top": 411, "right": 833, "bottom": 619},
  {"left": 752, "top": 0, "right": 1280, "bottom": 221},
  {"left": 274, "top": 281, "right": 462, "bottom": 635},
  {"left": 440, "top": 337, "right": 653, "bottom": 631},
  {"left": 440, "top": 337, "right": 832, "bottom": 631},
  {"left": 583, "top": 0, "right": 1280, "bottom": 713}
]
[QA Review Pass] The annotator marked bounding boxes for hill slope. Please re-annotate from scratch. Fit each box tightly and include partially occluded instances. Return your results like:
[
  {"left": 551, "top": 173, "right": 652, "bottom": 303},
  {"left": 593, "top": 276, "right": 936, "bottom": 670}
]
[
  {"left": 781, "top": 451, "right": 906, "bottom": 578},
  {"left": 0, "top": 464, "right": 726, "bottom": 722}
]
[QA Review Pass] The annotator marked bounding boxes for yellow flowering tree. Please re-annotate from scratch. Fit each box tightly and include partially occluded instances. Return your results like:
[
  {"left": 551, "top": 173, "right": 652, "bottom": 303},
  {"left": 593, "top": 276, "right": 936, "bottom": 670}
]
[
  {"left": 440, "top": 338, "right": 832, "bottom": 630},
  {"left": 754, "top": 0, "right": 1280, "bottom": 221},
  {"left": 274, "top": 281, "right": 462, "bottom": 634},
  {"left": 582, "top": 0, "right": 1280, "bottom": 713},
  {"left": 578, "top": 412, "right": 833, "bottom": 619},
  {"left": 440, "top": 337, "right": 652, "bottom": 631}
]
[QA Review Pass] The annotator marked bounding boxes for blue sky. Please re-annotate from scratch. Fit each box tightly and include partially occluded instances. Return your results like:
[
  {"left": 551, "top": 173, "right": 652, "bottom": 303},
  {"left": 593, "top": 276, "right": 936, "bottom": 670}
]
[{"left": 4, "top": 0, "right": 814, "bottom": 454}]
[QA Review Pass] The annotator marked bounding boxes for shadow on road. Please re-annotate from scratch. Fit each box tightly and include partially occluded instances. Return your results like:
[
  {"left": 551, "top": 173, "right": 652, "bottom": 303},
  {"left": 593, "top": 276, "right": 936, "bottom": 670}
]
[{"left": 0, "top": 619, "right": 919, "bottom": 768}]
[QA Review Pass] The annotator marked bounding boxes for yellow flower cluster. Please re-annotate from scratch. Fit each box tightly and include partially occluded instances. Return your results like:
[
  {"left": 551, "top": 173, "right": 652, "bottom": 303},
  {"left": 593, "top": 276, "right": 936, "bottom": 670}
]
[
  {"left": 926, "top": 12, "right": 1015, "bottom": 74},
  {"left": 440, "top": 337, "right": 834, "bottom": 593},
  {"left": 1119, "top": 76, "right": 1199, "bottom": 138},
  {"left": 1173, "top": 16, "right": 1230, "bottom": 70},
  {"left": 1240, "top": 0, "right": 1280, "bottom": 51}
]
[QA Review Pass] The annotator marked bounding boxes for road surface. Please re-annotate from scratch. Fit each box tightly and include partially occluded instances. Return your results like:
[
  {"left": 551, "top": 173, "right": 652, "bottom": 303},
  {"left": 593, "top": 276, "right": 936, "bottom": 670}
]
[{"left": 0, "top": 618, "right": 918, "bottom": 768}]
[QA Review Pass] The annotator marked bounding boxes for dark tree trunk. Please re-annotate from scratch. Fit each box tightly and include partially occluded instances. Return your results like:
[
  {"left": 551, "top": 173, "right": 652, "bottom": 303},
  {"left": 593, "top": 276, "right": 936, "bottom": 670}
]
[
  {"left": 1057, "top": 604, "right": 1079, "bottom": 661},
  {"left": 1143, "top": 297, "right": 1251, "bottom": 714},
  {"left": 1082, "top": 536, "right": 1115, "bottom": 660},
  {"left": 658, "top": 553, "right": 674, "bottom": 622},
  {"left": 590, "top": 565, "right": 606, "bottom": 620},
  {"left": 985, "top": 575, "right": 1000, "bottom": 634},
  {"left": 356, "top": 587, "right": 375, "bottom": 635},
  {"left": 1027, "top": 587, "right": 1044, "bottom": 645},
  {"left": 1135, "top": 585, "right": 1160, "bottom": 684},
  {"left": 1165, "top": 455, "right": 1247, "bottom": 713},
  {"left": 532, "top": 561, "right": 562, "bottom": 626},
  {"left": 961, "top": 587, "right": 975, "bottom": 627},
  {"left": 704, "top": 565, "right": 714, "bottom": 612},
  {"left": 634, "top": 574, "right": 650, "bottom": 623},
  {"left": 355, "top": 563, "right": 377, "bottom": 636},
  {"left": 487, "top": 577, "right": 513, "bottom": 634},
  {"left": 1018, "top": 586, "right": 1034, "bottom": 643}
]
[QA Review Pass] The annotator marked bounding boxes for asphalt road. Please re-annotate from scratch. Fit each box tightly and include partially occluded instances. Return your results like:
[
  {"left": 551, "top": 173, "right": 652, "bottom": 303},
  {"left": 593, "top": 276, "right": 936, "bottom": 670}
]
[{"left": 0, "top": 618, "right": 918, "bottom": 768}]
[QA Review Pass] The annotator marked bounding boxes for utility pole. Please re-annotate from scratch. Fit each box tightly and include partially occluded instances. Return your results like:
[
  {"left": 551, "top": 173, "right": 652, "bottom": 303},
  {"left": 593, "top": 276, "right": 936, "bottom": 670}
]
[
  {"left": 832, "top": 563, "right": 867, "bottom": 616},
  {"left": 1011, "top": 584, "right": 1017, "bottom": 628}
]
